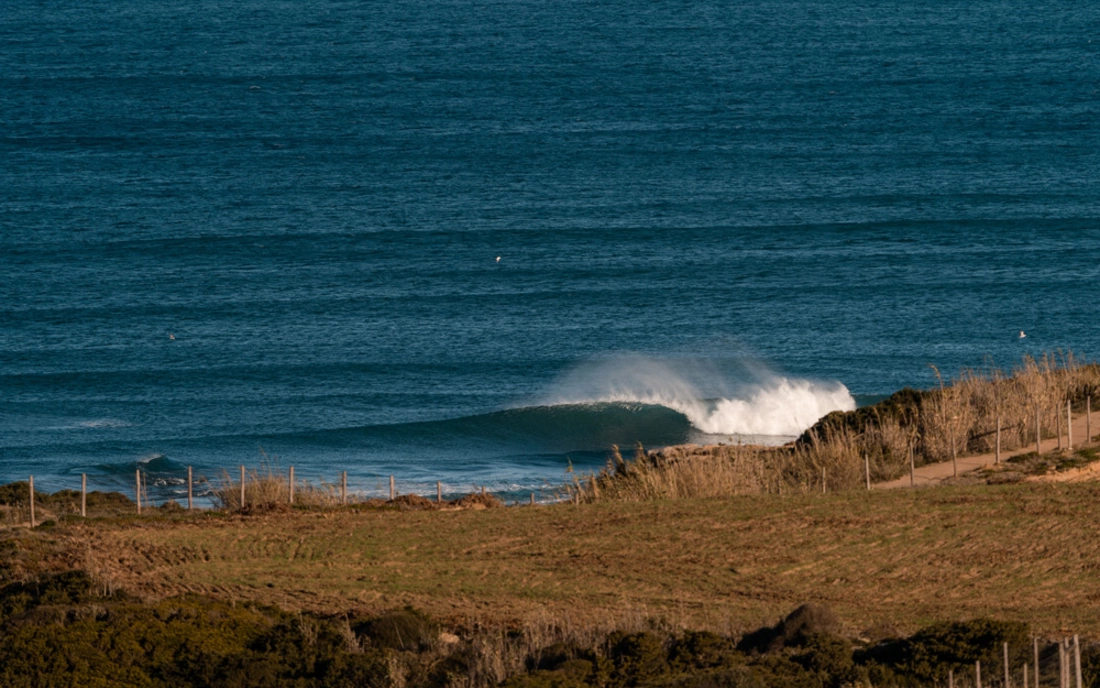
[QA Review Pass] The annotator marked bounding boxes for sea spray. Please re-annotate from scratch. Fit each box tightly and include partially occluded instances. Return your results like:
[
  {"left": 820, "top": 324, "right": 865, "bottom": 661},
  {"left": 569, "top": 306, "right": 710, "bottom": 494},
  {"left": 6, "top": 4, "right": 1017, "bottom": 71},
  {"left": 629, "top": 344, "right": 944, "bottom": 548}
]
[
  {"left": 697, "top": 378, "right": 855, "bottom": 436},
  {"left": 545, "top": 356, "right": 855, "bottom": 438}
]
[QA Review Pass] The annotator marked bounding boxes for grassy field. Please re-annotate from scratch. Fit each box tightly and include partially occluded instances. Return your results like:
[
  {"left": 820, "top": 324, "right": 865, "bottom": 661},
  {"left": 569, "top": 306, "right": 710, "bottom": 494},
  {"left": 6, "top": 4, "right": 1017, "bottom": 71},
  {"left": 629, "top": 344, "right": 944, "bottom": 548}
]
[{"left": 7, "top": 479, "right": 1100, "bottom": 639}]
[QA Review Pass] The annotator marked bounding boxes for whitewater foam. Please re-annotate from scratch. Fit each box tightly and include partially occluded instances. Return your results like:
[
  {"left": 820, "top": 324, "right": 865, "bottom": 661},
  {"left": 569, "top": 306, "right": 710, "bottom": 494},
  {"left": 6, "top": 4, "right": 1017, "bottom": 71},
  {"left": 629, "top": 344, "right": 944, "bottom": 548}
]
[{"left": 546, "top": 356, "right": 856, "bottom": 437}]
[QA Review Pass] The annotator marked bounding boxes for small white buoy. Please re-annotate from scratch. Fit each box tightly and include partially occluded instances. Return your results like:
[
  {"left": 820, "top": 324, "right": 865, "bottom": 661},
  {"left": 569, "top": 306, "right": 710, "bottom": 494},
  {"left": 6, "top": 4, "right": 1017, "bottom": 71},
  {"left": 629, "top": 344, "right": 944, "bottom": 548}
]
[
  {"left": 1018, "top": 331, "right": 1026, "bottom": 339},
  {"left": 169, "top": 333, "right": 175, "bottom": 340},
  {"left": 495, "top": 256, "right": 501, "bottom": 263}
]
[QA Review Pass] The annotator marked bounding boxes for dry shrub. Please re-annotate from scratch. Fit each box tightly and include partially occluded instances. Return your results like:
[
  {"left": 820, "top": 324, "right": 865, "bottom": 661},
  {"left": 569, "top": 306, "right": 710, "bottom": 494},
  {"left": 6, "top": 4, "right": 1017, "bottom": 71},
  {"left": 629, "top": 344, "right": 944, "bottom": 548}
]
[
  {"left": 452, "top": 492, "right": 503, "bottom": 510},
  {"left": 451, "top": 606, "right": 662, "bottom": 687},
  {"left": 389, "top": 493, "right": 438, "bottom": 510},
  {"left": 787, "top": 425, "right": 865, "bottom": 492},
  {"left": 567, "top": 443, "right": 778, "bottom": 503},
  {"left": 919, "top": 353, "right": 1100, "bottom": 460},
  {"left": 209, "top": 464, "right": 340, "bottom": 511}
]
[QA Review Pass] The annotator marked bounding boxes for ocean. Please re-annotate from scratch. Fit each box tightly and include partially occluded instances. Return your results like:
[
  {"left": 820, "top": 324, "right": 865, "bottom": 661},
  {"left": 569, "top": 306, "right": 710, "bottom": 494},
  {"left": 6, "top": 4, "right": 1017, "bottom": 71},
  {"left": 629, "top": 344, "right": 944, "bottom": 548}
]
[{"left": 2, "top": 0, "right": 1099, "bottom": 503}]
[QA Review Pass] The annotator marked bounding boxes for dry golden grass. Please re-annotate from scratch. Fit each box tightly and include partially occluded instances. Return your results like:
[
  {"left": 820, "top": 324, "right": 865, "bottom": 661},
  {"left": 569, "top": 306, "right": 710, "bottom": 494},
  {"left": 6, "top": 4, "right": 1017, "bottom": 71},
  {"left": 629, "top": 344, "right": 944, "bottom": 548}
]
[
  {"left": 209, "top": 464, "right": 342, "bottom": 510},
  {"left": 567, "top": 354, "right": 1100, "bottom": 503},
  {"left": 11, "top": 480, "right": 1100, "bottom": 639}
]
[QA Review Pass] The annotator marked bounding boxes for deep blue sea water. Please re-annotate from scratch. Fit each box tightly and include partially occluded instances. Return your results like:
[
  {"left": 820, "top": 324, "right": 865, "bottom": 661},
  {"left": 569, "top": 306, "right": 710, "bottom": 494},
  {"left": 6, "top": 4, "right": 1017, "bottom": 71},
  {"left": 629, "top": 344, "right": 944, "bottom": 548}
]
[{"left": 2, "top": 0, "right": 1099, "bottom": 503}]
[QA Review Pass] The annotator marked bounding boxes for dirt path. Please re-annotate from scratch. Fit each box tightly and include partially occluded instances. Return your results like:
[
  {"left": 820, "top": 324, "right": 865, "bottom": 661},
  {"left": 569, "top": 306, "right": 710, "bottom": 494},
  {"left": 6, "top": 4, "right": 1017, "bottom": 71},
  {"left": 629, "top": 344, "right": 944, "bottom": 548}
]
[{"left": 876, "top": 407, "right": 1099, "bottom": 489}]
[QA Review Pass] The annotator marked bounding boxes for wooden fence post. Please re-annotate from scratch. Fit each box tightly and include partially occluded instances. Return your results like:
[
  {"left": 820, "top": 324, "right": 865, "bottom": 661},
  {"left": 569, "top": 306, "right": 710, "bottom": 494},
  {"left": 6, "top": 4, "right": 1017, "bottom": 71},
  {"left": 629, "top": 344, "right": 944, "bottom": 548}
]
[
  {"left": 289, "top": 466, "right": 295, "bottom": 505},
  {"left": 1034, "top": 637, "right": 1040, "bottom": 688},
  {"left": 909, "top": 445, "right": 915, "bottom": 487},
  {"left": 1067, "top": 401, "right": 1073, "bottom": 451},
  {"left": 976, "top": 659, "right": 982, "bottom": 688},
  {"left": 1059, "top": 639, "right": 1066, "bottom": 688},
  {"left": 136, "top": 469, "right": 142, "bottom": 515},
  {"left": 1036, "top": 406, "right": 1042, "bottom": 454},
  {"left": 481, "top": 485, "right": 486, "bottom": 496},
  {"left": 81, "top": 473, "right": 87, "bottom": 518},
  {"left": 1074, "top": 635, "right": 1082, "bottom": 688},
  {"left": 948, "top": 668, "right": 954, "bottom": 688},
  {"left": 28, "top": 475, "right": 35, "bottom": 528},
  {"left": 341, "top": 471, "right": 347, "bottom": 505},
  {"left": 1004, "top": 641, "right": 1010, "bottom": 688},
  {"left": 996, "top": 416, "right": 1002, "bottom": 464},
  {"left": 822, "top": 467, "right": 826, "bottom": 494},
  {"left": 1024, "top": 662, "right": 1029, "bottom": 688},
  {"left": 436, "top": 481, "right": 442, "bottom": 503},
  {"left": 389, "top": 475, "right": 395, "bottom": 500},
  {"left": 864, "top": 454, "right": 871, "bottom": 490},
  {"left": 1057, "top": 407, "right": 1063, "bottom": 450},
  {"left": 530, "top": 492, "right": 535, "bottom": 505},
  {"left": 1088, "top": 395, "right": 1092, "bottom": 444},
  {"left": 187, "top": 466, "right": 193, "bottom": 510},
  {"left": 239, "top": 465, "right": 245, "bottom": 510}
]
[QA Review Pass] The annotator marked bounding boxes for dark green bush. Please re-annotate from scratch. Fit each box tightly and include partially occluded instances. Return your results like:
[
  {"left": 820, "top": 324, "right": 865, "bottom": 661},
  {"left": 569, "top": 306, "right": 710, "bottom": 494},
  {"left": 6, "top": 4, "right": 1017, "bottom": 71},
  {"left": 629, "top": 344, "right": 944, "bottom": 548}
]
[
  {"left": 609, "top": 631, "right": 669, "bottom": 686},
  {"left": 0, "top": 579, "right": 1066, "bottom": 688},
  {"left": 859, "top": 618, "right": 1030, "bottom": 684},
  {"left": 354, "top": 606, "right": 437, "bottom": 651}
]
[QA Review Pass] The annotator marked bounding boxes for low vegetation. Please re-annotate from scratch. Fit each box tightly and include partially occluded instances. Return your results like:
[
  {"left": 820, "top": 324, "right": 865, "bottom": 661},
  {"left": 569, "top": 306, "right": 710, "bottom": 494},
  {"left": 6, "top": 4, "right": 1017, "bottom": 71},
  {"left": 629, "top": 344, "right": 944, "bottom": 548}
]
[{"left": 2, "top": 571, "right": 1095, "bottom": 687}]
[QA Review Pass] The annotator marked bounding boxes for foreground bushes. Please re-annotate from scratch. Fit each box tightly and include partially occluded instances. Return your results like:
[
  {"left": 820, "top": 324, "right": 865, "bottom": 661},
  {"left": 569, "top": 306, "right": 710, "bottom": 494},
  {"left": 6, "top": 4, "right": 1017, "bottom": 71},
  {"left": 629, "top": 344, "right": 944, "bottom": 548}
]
[{"left": 2, "top": 572, "right": 1094, "bottom": 687}]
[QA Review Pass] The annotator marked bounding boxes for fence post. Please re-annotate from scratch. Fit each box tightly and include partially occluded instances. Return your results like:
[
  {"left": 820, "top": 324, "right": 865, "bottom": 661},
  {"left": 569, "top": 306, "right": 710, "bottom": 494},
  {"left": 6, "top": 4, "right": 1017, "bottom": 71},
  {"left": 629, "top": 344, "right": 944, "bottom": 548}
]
[
  {"left": 1059, "top": 639, "right": 1066, "bottom": 688},
  {"left": 1067, "top": 400, "right": 1073, "bottom": 451},
  {"left": 1036, "top": 406, "right": 1042, "bottom": 454},
  {"left": 187, "top": 466, "right": 193, "bottom": 510},
  {"left": 1088, "top": 395, "right": 1092, "bottom": 444},
  {"left": 1034, "top": 637, "right": 1040, "bottom": 688},
  {"left": 909, "top": 445, "right": 915, "bottom": 487},
  {"left": 822, "top": 467, "right": 826, "bottom": 494},
  {"left": 341, "top": 471, "right": 347, "bottom": 505},
  {"left": 239, "top": 465, "right": 245, "bottom": 510},
  {"left": 864, "top": 453, "right": 871, "bottom": 490},
  {"left": 1057, "top": 406, "right": 1063, "bottom": 450},
  {"left": 389, "top": 475, "right": 395, "bottom": 500},
  {"left": 1074, "top": 635, "right": 1082, "bottom": 688},
  {"left": 976, "top": 659, "right": 982, "bottom": 688},
  {"left": 437, "top": 481, "right": 442, "bottom": 503},
  {"left": 28, "top": 475, "right": 35, "bottom": 528},
  {"left": 948, "top": 668, "right": 954, "bottom": 688},
  {"left": 996, "top": 416, "right": 1002, "bottom": 464},
  {"left": 1005, "top": 641, "right": 1011, "bottom": 688},
  {"left": 289, "top": 466, "right": 295, "bottom": 505},
  {"left": 530, "top": 492, "right": 535, "bottom": 505},
  {"left": 81, "top": 473, "right": 87, "bottom": 518},
  {"left": 1024, "top": 662, "right": 1029, "bottom": 688},
  {"left": 136, "top": 469, "right": 142, "bottom": 515}
]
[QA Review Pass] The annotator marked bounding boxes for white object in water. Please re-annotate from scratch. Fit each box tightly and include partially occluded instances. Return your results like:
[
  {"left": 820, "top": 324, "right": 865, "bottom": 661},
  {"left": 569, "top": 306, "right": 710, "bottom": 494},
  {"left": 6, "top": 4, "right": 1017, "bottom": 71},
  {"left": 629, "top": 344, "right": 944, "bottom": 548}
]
[
  {"left": 1018, "top": 331, "right": 1026, "bottom": 339},
  {"left": 169, "top": 333, "right": 175, "bottom": 340},
  {"left": 495, "top": 256, "right": 501, "bottom": 262}
]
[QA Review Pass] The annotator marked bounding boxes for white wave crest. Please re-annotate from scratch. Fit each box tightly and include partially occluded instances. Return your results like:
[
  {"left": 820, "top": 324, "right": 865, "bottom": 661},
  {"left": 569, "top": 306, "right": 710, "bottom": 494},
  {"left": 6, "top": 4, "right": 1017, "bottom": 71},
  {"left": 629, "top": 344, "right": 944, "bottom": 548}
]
[
  {"left": 687, "top": 378, "right": 855, "bottom": 436},
  {"left": 546, "top": 356, "right": 856, "bottom": 437}
]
